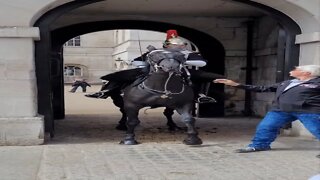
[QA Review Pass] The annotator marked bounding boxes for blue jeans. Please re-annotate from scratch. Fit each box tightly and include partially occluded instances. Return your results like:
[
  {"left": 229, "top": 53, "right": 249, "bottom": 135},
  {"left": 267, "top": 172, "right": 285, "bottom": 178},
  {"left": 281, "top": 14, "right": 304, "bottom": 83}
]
[{"left": 248, "top": 111, "right": 320, "bottom": 149}]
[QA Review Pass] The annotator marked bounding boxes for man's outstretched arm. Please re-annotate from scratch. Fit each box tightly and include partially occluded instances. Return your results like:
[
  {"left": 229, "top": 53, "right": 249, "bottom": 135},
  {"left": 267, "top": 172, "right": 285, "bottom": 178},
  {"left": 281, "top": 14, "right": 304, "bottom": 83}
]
[{"left": 214, "top": 79, "right": 278, "bottom": 92}]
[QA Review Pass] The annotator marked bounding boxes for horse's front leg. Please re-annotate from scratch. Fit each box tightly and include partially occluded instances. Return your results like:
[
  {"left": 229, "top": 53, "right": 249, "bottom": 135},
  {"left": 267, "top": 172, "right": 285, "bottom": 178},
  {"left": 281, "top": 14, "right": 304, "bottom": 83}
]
[
  {"left": 120, "top": 104, "right": 141, "bottom": 145},
  {"left": 176, "top": 105, "right": 202, "bottom": 145}
]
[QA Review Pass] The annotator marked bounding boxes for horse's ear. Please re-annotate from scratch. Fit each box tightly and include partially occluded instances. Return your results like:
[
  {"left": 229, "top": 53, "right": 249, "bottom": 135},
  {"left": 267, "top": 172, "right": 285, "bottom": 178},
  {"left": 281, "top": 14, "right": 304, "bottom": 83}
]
[{"left": 146, "top": 45, "right": 156, "bottom": 52}]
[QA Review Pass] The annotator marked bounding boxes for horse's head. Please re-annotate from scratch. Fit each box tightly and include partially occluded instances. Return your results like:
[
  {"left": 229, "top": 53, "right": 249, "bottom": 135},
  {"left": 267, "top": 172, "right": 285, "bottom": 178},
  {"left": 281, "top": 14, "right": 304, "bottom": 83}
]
[{"left": 147, "top": 49, "right": 186, "bottom": 74}]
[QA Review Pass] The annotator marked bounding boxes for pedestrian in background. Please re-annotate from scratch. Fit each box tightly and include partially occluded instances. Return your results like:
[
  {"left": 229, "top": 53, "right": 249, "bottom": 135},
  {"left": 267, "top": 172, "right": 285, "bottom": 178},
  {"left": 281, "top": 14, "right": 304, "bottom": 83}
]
[{"left": 70, "top": 79, "right": 91, "bottom": 93}]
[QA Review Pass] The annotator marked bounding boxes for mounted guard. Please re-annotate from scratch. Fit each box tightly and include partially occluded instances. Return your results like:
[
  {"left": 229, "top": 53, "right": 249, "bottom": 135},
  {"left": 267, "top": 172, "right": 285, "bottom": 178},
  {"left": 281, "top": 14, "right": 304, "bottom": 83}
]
[{"left": 120, "top": 40, "right": 203, "bottom": 145}]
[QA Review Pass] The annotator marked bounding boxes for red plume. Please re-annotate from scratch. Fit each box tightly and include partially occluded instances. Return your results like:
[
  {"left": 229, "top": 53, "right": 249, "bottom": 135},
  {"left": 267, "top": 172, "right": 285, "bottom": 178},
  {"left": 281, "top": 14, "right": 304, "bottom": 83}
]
[{"left": 166, "top": 30, "right": 178, "bottom": 40}]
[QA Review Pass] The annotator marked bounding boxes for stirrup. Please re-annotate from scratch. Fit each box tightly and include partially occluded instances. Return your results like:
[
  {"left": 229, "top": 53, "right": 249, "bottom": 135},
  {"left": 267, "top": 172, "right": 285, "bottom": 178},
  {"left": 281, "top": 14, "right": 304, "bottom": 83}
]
[{"left": 196, "top": 94, "right": 217, "bottom": 104}]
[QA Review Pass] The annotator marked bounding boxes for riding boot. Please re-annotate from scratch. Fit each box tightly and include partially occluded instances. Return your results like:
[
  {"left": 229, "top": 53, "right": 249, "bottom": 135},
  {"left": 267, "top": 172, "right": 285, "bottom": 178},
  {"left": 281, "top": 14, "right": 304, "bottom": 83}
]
[
  {"left": 85, "top": 81, "right": 120, "bottom": 99},
  {"left": 196, "top": 93, "right": 217, "bottom": 103}
]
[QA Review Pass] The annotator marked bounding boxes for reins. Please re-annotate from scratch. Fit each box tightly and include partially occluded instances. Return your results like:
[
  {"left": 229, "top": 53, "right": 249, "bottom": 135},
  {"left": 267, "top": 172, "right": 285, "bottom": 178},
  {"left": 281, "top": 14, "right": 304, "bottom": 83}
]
[{"left": 141, "top": 71, "right": 185, "bottom": 96}]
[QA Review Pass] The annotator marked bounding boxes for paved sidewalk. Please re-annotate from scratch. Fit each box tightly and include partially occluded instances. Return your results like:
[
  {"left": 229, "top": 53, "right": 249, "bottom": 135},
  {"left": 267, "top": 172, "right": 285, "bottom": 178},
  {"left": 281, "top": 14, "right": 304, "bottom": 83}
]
[{"left": 0, "top": 86, "right": 319, "bottom": 180}]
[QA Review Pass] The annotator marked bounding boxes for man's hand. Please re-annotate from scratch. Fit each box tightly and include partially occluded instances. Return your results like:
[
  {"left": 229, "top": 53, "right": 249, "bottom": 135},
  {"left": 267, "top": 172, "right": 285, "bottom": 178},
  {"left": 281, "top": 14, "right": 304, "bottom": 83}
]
[{"left": 213, "top": 79, "right": 240, "bottom": 86}]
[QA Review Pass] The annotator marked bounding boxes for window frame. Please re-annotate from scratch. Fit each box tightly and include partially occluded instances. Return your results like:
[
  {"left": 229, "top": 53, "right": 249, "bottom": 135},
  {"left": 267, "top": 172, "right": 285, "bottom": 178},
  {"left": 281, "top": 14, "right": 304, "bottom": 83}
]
[
  {"left": 64, "top": 65, "right": 83, "bottom": 77},
  {"left": 64, "top": 36, "right": 81, "bottom": 47}
]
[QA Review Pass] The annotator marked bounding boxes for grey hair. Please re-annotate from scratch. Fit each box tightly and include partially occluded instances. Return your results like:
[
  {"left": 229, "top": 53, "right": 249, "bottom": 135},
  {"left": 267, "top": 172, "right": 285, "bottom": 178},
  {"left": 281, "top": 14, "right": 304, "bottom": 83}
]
[{"left": 296, "top": 65, "right": 320, "bottom": 77}]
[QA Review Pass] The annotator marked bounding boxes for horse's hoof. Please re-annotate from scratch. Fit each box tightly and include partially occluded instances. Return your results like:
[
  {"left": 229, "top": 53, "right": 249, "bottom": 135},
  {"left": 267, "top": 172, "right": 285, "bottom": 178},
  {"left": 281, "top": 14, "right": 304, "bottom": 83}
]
[
  {"left": 168, "top": 126, "right": 177, "bottom": 131},
  {"left": 116, "top": 124, "right": 127, "bottom": 131},
  {"left": 120, "top": 140, "right": 139, "bottom": 145},
  {"left": 183, "top": 136, "right": 203, "bottom": 145}
]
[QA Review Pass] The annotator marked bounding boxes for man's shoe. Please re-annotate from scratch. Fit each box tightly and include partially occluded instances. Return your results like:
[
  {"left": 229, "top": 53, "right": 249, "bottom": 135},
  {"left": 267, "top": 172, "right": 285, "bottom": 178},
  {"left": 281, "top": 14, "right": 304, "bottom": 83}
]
[
  {"left": 316, "top": 154, "right": 320, "bottom": 158},
  {"left": 196, "top": 94, "right": 217, "bottom": 103},
  {"left": 234, "top": 146, "right": 271, "bottom": 153}
]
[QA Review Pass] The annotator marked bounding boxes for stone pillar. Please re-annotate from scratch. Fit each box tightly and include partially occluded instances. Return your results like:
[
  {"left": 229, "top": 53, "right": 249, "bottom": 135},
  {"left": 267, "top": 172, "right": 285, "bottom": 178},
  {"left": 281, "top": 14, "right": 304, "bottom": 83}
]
[
  {"left": 0, "top": 27, "right": 44, "bottom": 145},
  {"left": 296, "top": 32, "right": 320, "bottom": 65}
]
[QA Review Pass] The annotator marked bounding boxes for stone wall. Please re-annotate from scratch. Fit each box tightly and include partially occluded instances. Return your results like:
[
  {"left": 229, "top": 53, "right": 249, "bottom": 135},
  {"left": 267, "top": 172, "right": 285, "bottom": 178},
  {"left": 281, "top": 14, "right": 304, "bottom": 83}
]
[
  {"left": 223, "top": 16, "right": 279, "bottom": 116},
  {"left": 0, "top": 27, "right": 44, "bottom": 145}
]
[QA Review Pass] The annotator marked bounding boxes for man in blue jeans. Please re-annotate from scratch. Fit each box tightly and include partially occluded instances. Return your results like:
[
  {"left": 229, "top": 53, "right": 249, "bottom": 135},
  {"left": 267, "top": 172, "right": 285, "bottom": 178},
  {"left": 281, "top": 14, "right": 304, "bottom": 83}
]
[{"left": 214, "top": 65, "right": 320, "bottom": 154}]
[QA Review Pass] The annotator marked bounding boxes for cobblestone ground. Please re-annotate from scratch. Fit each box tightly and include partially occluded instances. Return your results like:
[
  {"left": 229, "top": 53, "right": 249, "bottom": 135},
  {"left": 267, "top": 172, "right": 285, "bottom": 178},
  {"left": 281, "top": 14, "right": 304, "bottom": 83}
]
[{"left": 0, "top": 86, "right": 319, "bottom": 180}]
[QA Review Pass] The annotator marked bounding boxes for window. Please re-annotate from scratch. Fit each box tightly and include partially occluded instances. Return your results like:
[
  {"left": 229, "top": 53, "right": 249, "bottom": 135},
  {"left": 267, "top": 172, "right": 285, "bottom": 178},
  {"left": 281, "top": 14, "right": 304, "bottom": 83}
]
[
  {"left": 64, "top": 36, "right": 81, "bottom": 46},
  {"left": 64, "top": 65, "right": 83, "bottom": 77}
]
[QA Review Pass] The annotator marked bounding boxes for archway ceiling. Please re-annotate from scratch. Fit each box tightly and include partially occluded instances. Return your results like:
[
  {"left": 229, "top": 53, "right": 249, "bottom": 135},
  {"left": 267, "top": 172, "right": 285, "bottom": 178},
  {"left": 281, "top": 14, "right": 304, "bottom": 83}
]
[{"left": 52, "top": 0, "right": 264, "bottom": 30}]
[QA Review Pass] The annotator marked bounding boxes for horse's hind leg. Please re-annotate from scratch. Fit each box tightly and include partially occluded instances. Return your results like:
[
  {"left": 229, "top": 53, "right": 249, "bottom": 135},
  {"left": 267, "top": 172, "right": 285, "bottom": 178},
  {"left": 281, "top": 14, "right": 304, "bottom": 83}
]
[
  {"left": 120, "top": 105, "right": 140, "bottom": 145},
  {"left": 110, "top": 92, "right": 127, "bottom": 131},
  {"left": 176, "top": 105, "right": 202, "bottom": 145}
]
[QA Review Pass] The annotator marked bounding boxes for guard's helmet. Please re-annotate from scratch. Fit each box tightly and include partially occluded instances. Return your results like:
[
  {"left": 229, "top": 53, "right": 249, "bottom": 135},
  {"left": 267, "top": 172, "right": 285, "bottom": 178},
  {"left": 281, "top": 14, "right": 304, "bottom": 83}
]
[
  {"left": 163, "top": 37, "right": 187, "bottom": 47},
  {"left": 163, "top": 29, "right": 187, "bottom": 47}
]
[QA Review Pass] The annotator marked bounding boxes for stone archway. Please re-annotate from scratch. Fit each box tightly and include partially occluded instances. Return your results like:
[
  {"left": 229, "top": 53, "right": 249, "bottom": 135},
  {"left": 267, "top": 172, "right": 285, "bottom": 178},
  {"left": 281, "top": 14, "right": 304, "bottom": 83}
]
[
  {"left": 33, "top": 0, "right": 302, "bottom": 136},
  {"left": 40, "top": 20, "right": 226, "bottom": 135}
]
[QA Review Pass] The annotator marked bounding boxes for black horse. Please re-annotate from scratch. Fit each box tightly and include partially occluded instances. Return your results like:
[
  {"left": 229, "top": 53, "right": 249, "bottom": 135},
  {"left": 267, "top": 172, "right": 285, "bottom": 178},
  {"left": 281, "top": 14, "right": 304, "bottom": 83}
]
[
  {"left": 120, "top": 49, "right": 203, "bottom": 145},
  {"left": 99, "top": 69, "right": 183, "bottom": 131}
]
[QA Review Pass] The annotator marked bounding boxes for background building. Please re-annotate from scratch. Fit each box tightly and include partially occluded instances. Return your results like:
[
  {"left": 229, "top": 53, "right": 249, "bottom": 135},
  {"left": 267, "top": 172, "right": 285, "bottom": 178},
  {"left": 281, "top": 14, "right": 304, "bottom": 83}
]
[{"left": 63, "top": 30, "right": 169, "bottom": 83}]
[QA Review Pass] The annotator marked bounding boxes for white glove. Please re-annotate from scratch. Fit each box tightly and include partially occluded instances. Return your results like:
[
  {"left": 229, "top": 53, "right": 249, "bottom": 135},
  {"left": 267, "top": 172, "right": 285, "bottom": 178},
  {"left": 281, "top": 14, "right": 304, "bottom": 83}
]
[{"left": 185, "top": 60, "right": 206, "bottom": 67}]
